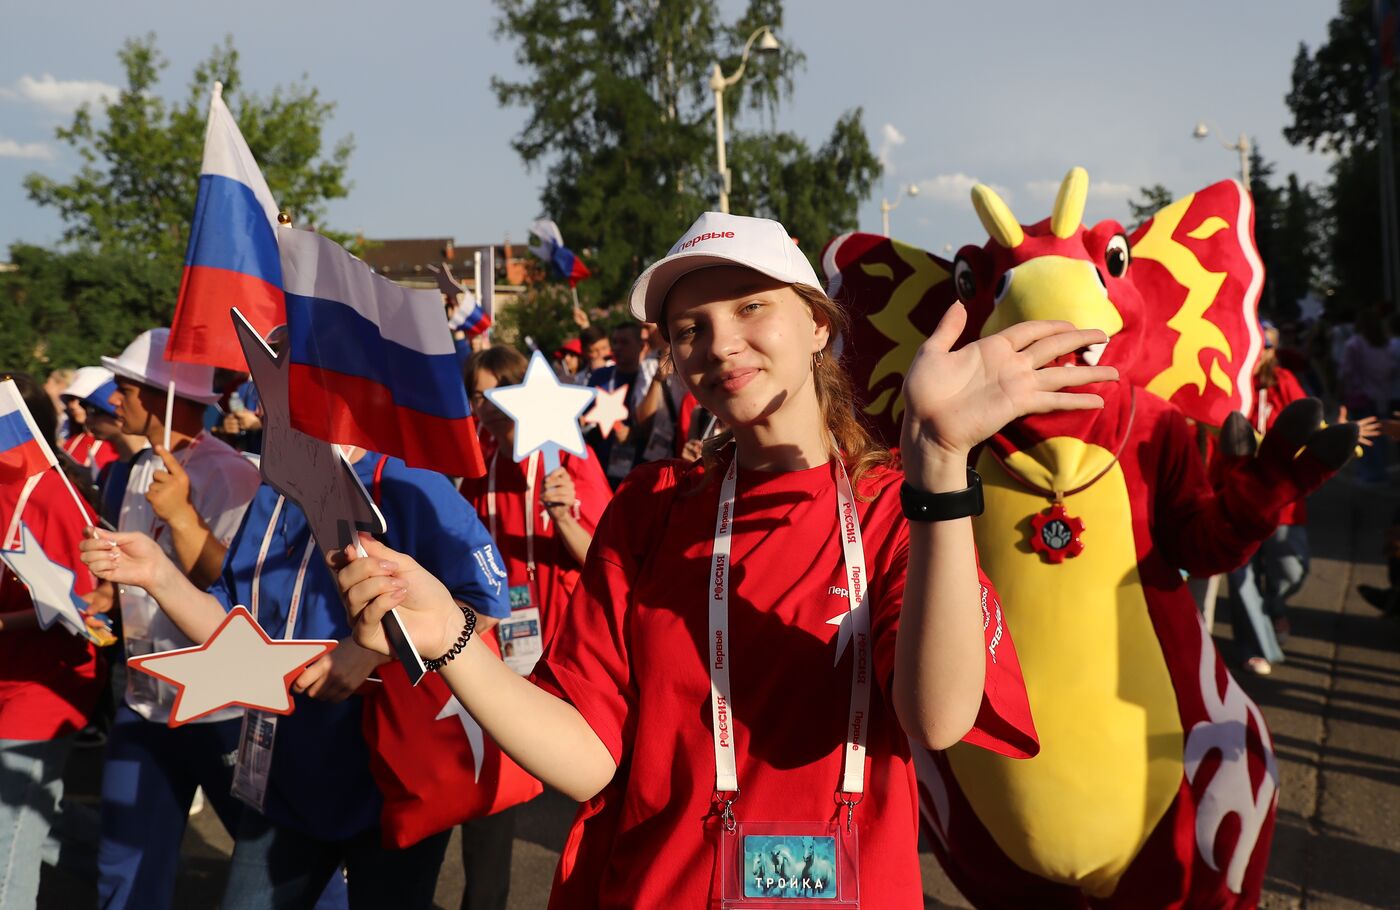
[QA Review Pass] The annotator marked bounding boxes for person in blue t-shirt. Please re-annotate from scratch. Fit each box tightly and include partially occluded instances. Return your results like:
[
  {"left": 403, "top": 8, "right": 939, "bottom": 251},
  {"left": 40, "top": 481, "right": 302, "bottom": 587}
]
[{"left": 79, "top": 448, "right": 510, "bottom": 910}]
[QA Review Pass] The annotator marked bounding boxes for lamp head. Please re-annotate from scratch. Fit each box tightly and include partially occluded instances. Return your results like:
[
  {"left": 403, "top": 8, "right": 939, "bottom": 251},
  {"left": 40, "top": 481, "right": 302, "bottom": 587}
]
[
  {"left": 756, "top": 29, "right": 780, "bottom": 53},
  {"left": 1192, "top": 121, "right": 1210, "bottom": 140},
  {"left": 905, "top": 183, "right": 920, "bottom": 199}
]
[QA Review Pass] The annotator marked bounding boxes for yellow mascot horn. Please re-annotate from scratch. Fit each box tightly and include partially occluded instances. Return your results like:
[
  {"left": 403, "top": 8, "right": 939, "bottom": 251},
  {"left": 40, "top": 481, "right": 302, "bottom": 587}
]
[
  {"left": 1051, "top": 167, "right": 1089, "bottom": 239},
  {"left": 971, "top": 184, "right": 1025, "bottom": 249}
]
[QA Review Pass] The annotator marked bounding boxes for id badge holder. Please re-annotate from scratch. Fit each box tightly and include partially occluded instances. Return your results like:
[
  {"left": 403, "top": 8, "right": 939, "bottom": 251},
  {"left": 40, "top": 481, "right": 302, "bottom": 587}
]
[
  {"left": 500, "top": 583, "right": 544, "bottom": 676},
  {"left": 720, "top": 820, "right": 859, "bottom": 908},
  {"left": 231, "top": 710, "right": 279, "bottom": 812}
]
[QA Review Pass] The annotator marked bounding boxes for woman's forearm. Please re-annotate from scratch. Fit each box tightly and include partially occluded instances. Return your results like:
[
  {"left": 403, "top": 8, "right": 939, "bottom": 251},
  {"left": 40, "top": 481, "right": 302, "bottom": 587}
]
[
  {"left": 141, "top": 558, "right": 229, "bottom": 643},
  {"left": 891, "top": 454, "right": 987, "bottom": 751},
  {"left": 439, "top": 633, "right": 616, "bottom": 800}
]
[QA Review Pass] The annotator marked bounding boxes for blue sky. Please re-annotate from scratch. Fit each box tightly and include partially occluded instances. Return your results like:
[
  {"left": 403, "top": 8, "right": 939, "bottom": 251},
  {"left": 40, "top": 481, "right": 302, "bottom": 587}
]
[{"left": 0, "top": 1, "right": 1340, "bottom": 269}]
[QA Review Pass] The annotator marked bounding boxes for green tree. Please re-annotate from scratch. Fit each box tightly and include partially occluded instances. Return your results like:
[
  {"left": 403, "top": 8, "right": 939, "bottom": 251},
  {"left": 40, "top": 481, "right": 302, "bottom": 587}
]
[
  {"left": 4, "top": 34, "right": 355, "bottom": 374},
  {"left": 1127, "top": 184, "right": 1173, "bottom": 226},
  {"left": 493, "top": 0, "right": 881, "bottom": 309},
  {"left": 1285, "top": 0, "right": 1394, "bottom": 313}
]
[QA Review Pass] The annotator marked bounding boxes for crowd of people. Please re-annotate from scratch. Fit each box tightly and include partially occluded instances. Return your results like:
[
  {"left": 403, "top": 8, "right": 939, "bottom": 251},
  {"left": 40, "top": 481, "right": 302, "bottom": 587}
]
[{"left": 1, "top": 209, "right": 1398, "bottom": 910}]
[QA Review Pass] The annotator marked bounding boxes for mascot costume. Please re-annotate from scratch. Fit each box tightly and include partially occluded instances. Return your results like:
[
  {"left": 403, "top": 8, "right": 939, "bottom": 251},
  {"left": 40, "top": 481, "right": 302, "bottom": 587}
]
[{"left": 822, "top": 168, "right": 1358, "bottom": 909}]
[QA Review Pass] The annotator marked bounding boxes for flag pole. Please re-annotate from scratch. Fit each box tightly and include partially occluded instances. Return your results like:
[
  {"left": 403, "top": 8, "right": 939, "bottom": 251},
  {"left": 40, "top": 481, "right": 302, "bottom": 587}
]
[{"left": 162, "top": 380, "right": 175, "bottom": 452}]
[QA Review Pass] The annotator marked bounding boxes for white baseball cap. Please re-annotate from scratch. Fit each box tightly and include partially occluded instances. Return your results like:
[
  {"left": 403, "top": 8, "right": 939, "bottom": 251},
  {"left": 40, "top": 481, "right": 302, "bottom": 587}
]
[
  {"left": 59, "top": 366, "right": 114, "bottom": 402},
  {"left": 628, "top": 212, "right": 823, "bottom": 323},
  {"left": 101, "top": 329, "right": 221, "bottom": 405}
]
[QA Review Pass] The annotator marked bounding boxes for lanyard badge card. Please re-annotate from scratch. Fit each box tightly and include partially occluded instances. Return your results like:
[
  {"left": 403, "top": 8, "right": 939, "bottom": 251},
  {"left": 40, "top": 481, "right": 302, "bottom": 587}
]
[
  {"left": 232, "top": 505, "right": 316, "bottom": 811},
  {"left": 711, "top": 458, "right": 867, "bottom": 908},
  {"left": 488, "top": 454, "right": 546, "bottom": 676}
]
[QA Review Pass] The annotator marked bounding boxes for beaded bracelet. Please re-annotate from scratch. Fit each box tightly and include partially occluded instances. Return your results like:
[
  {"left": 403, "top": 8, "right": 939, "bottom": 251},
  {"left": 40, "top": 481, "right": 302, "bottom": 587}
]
[{"left": 423, "top": 603, "right": 478, "bottom": 672}]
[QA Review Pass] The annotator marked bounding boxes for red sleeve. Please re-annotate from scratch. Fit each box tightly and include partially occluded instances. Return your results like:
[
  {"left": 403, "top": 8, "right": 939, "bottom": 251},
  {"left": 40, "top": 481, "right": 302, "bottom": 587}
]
[
  {"left": 92, "top": 440, "right": 119, "bottom": 471},
  {"left": 529, "top": 461, "right": 680, "bottom": 765},
  {"left": 867, "top": 475, "right": 1038, "bottom": 760},
  {"left": 564, "top": 449, "right": 614, "bottom": 535}
]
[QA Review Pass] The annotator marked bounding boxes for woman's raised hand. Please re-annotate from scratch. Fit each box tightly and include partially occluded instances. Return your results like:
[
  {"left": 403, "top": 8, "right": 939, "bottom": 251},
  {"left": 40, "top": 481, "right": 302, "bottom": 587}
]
[
  {"left": 79, "top": 528, "right": 177, "bottom": 593},
  {"left": 900, "top": 303, "right": 1118, "bottom": 474},
  {"left": 329, "top": 532, "right": 464, "bottom": 659}
]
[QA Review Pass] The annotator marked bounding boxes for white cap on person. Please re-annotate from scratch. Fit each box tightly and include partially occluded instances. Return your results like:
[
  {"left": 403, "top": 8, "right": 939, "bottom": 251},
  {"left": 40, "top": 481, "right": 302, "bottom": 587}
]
[
  {"left": 628, "top": 212, "right": 822, "bottom": 324},
  {"left": 59, "top": 366, "right": 115, "bottom": 403},
  {"left": 101, "top": 328, "right": 221, "bottom": 405}
]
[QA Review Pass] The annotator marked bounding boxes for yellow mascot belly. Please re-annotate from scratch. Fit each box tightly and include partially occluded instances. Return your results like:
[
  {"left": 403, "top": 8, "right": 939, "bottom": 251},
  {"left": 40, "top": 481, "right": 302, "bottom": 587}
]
[{"left": 947, "top": 438, "right": 1183, "bottom": 897}]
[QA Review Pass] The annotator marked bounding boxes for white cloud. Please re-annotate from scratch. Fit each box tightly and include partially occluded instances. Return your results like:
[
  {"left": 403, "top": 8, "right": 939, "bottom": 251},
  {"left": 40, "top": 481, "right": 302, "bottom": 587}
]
[
  {"left": 916, "top": 173, "right": 1011, "bottom": 205},
  {"left": 0, "top": 137, "right": 54, "bottom": 160},
  {"left": 878, "top": 122, "right": 906, "bottom": 171},
  {"left": 0, "top": 74, "right": 118, "bottom": 114},
  {"left": 1024, "top": 178, "right": 1136, "bottom": 202}
]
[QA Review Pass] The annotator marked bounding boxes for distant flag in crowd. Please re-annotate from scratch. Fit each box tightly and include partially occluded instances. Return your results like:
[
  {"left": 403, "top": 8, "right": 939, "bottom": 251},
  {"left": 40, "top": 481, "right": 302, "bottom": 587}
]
[
  {"left": 168, "top": 81, "right": 285, "bottom": 372},
  {"left": 0, "top": 379, "right": 58, "bottom": 483},
  {"left": 279, "top": 227, "right": 487, "bottom": 479},
  {"left": 528, "top": 218, "right": 591, "bottom": 287},
  {"left": 431, "top": 262, "right": 492, "bottom": 338}
]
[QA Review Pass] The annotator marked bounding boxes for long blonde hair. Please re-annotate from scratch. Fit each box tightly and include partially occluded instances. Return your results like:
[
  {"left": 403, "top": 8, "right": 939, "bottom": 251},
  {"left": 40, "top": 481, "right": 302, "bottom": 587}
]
[{"left": 674, "top": 282, "right": 893, "bottom": 492}]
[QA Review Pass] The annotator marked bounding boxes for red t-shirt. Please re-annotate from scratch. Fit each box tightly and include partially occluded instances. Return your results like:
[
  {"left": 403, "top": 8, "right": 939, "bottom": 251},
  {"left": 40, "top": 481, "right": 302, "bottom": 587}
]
[
  {"left": 531, "top": 456, "right": 1035, "bottom": 909},
  {"left": 460, "top": 443, "right": 613, "bottom": 645},
  {"left": 1252, "top": 367, "right": 1309, "bottom": 526},
  {"left": 62, "top": 430, "right": 118, "bottom": 476},
  {"left": 0, "top": 469, "right": 102, "bottom": 740}
]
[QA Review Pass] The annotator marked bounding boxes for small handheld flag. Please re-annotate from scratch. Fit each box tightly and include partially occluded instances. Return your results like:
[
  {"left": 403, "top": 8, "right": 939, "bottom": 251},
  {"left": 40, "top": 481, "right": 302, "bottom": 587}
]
[
  {"left": 528, "top": 219, "right": 592, "bottom": 288},
  {"left": 168, "top": 82, "right": 285, "bottom": 372},
  {"left": 280, "top": 227, "right": 486, "bottom": 479},
  {"left": 0, "top": 380, "right": 57, "bottom": 482}
]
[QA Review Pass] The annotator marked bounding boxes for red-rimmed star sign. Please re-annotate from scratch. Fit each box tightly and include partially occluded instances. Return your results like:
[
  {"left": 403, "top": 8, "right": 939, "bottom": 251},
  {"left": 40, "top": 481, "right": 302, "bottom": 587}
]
[
  {"left": 128, "top": 606, "right": 337, "bottom": 727},
  {"left": 1029, "top": 503, "right": 1085, "bottom": 564}
]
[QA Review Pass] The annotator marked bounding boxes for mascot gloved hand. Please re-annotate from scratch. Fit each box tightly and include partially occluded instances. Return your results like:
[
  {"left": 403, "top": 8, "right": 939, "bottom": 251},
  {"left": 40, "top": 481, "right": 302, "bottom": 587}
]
[
  {"left": 1216, "top": 399, "right": 1359, "bottom": 539},
  {"left": 823, "top": 168, "right": 1347, "bottom": 909}
]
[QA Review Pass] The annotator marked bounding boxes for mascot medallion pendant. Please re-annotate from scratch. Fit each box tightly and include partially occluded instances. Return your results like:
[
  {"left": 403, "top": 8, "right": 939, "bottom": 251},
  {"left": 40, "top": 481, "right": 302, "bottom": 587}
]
[{"left": 1029, "top": 499, "right": 1085, "bottom": 564}]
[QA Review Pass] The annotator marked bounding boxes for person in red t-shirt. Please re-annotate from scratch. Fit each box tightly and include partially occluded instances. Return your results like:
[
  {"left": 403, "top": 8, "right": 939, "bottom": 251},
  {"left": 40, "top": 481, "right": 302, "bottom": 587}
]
[
  {"left": 0, "top": 372, "right": 103, "bottom": 908},
  {"left": 1223, "top": 322, "right": 1379, "bottom": 676},
  {"left": 331, "top": 212, "right": 1116, "bottom": 909},
  {"left": 456, "top": 344, "right": 612, "bottom": 910},
  {"left": 463, "top": 344, "right": 613, "bottom": 657}
]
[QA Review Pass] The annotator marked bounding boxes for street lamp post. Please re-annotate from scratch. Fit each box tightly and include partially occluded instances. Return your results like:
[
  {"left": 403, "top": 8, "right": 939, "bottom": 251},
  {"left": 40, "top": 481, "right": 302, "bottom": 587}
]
[
  {"left": 1192, "top": 121, "right": 1251, "bottom": 187},
  {"left": 709, "top": 25, "right": 780, "bottom": 214},
  {"left": 880, "top": 183, "right": 920, "bottom": 236}
]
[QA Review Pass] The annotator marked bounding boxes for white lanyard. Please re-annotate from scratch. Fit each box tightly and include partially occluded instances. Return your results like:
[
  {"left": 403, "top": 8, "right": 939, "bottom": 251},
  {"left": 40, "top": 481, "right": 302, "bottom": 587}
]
[
  {"left": 487, "top": 451, "right": 541, "bottom": 582},
  {"left": 250, "top": 494, "right": 316, "bottom": 640},
  {"left": 707, "top": 456, "right": 873, "bottom": 831},
  {"left": 2, "top": 472, "right": 43, "bottom": 551}
]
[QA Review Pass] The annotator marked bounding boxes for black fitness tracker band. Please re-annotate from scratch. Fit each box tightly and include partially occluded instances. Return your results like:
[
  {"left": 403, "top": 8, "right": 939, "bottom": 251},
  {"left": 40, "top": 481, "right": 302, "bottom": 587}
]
[{"left": 900, "top": 469, "right": 984, "bottom": 521}]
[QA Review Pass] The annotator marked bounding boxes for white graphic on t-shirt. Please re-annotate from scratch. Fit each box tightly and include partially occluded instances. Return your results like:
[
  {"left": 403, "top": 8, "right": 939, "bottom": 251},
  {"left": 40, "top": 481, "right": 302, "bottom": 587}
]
[
  {"left": 436, "top": 695, "right": 485, "bottom": 783},
  {"left": 1183, "top": 616, "right": 1278, "bottom": 894},
  {"left": 826, "top": 610, "right": 854, "bottom": 665}
]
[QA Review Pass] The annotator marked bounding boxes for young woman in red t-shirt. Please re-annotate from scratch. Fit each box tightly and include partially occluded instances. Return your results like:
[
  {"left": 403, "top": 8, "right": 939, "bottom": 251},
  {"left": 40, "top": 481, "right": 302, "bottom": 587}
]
[{"left": 333, "top": 213, "right": 1115, "bottom": 908}]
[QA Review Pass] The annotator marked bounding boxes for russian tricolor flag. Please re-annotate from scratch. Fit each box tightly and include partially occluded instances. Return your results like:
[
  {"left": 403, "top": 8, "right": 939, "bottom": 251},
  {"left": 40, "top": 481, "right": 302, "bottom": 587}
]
[
  {"left": 529, "top": 218, "right": 591, "bottom": 287},
  {"left": 168, "top": 82, "right": 285, "bottom": 372},
  {"left": 280, "top": 227, "right": 487, "bottom": 479},
  {"left": 0, "top": 379, "right": 58, "bottom": 483}
]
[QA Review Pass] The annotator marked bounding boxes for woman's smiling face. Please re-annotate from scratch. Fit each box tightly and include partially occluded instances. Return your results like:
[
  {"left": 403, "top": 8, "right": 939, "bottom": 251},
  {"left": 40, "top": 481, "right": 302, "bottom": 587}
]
[{"left": 664, "top": 266, "right": 829, "bottom": 431}]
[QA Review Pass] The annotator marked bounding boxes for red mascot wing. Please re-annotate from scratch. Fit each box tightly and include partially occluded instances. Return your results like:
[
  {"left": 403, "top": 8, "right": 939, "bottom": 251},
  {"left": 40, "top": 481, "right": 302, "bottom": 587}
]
[
  {"left": 1127, "top": 180, "right": 1265, "bottom": 427},
  {"left": 821, "top": 232, "right": 961, "bottom": 446}
]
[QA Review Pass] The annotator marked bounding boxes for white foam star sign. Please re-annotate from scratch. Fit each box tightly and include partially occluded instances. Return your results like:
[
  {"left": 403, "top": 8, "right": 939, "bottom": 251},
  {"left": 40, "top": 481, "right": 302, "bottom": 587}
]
[
  {"left": 436, "top": 695, "right": 485, "bottom": 782},
  {"left": 483, "top": 350, "right": 596, "bottom": 470},
  {"left": 128, "top": 606, "right": 336, "bottom": 727},
  {"left": 0, "top": 523, "right": 96, "bottom": 643},
  {"left": 581, "top": 384, "right": 629, "bottom": 439}
]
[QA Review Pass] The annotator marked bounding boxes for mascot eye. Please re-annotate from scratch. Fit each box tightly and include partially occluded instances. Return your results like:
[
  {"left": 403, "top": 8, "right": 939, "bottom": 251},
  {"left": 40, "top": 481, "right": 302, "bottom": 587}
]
[
  {"left": 993, "top": 268, "right": 1014, "bottom": 304},
  {"left": 954, "top": 259, "right": 977, "bottom": 302},
  {"left": 1104, "top": 235, "right": 1130, "bottom": 279}
]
